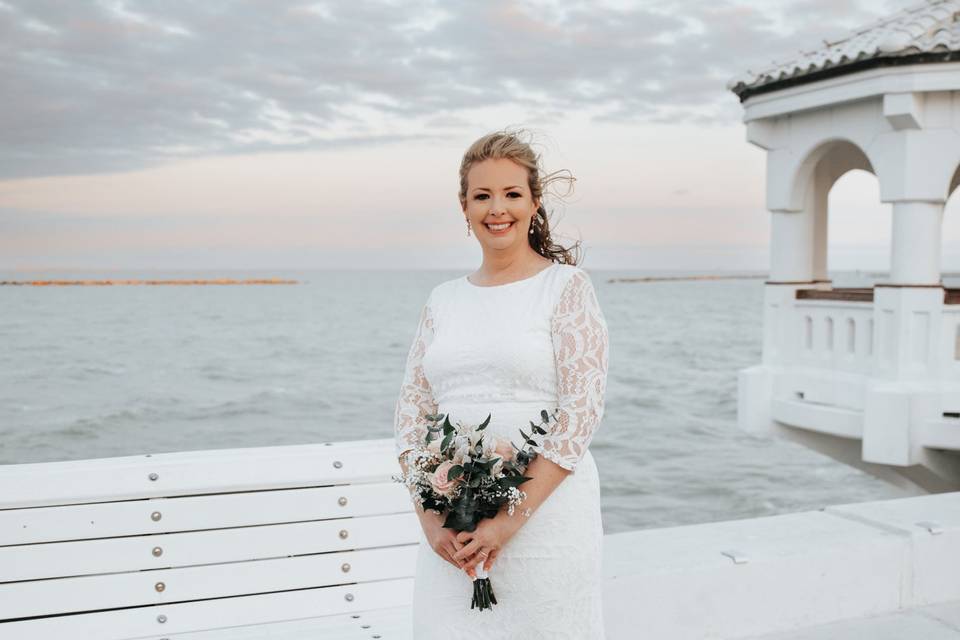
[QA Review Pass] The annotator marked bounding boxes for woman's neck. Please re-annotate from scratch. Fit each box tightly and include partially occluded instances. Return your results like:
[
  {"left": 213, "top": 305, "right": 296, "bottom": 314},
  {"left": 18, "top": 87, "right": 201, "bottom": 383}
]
[{"left": 472, "top": 250, "right": 552, "bottom": 284}]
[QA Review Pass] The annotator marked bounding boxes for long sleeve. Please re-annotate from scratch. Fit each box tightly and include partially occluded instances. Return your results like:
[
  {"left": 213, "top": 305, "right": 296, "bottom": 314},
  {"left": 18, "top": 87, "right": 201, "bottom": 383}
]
[
  {"left": 394, "top": 291, "right": 439, "bottom": 463},
  {"left": 541, "top": 269, "right": 609, "bottom": 473}
]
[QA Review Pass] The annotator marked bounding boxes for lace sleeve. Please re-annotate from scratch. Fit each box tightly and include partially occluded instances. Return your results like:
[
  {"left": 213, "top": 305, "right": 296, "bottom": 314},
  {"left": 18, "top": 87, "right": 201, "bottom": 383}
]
[
  {"left": 541, "top": 269, "right": 609, "bottom": 473},
  {"left": 394, "top": 292, "right": 439, "bottom": 463}
]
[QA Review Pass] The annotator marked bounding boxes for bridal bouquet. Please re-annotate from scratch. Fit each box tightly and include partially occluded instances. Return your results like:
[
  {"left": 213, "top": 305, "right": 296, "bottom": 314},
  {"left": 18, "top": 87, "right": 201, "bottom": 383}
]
[{"left": 394, "top": 409, "right": 555, "bottom": 611}]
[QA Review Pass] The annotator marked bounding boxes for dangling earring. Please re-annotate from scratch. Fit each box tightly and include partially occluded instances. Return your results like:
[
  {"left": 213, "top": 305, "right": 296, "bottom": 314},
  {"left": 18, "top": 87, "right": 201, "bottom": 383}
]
[
  {"left": 529, "top": 214, "right": 536, "bottom": 235},
  {"left": 466, "top": 217, "right": 472, "bottom": 237}
]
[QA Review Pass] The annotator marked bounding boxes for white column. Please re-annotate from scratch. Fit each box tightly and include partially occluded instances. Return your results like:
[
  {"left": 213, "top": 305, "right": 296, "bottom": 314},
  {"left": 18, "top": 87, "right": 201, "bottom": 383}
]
[
  {"left": 811, "top": 165, "right": 830, "bottom": 284},
  {"left": 889, "top": 201, "right": 944, "bottom": 285},
  {"left": 769, "top": 209, "right": 814, "bottom": 282}
]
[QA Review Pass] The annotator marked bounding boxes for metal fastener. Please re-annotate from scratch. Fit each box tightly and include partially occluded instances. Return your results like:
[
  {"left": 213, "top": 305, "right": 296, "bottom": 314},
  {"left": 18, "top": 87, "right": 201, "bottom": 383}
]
[
  {"left": 157, "top": 614, "right": 167, "bottom": 623},
  {"left": 338, "top": 496, "right": 348, "bottom": 506},
  {"left": 345, "top": 593, "right": 354, "bottom": 602},
  {"left": 152, "top": 546, "right": 163, "bottom": 557},
  {"left": 720, "top": 549, "right": 749, "bottom": 564},
  {"left": 155, "top": 581, "right": 166, "bottom": 592},
  {"left": 341, "top": 562, "right": 351, "bottom": 573},
  {"left": 916, "top": 520, "right": 944, "bottom": 535},
  {"left": 149, "top": 472, "right": 159, "bottom": 481},
  {"left": 151, "top": 511, "right": 162, "bottom": 522},
  {"left": 339, "top": 529, "right": 349, "bottom": 539},
  {"left": 333, "top": 460, "right": 343, "bottom": 469}
]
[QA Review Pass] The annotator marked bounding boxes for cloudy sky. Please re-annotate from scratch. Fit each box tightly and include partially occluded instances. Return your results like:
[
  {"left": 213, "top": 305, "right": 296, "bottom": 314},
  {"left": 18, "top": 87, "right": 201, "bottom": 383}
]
[{"left": 1, "top": 0, "right": 958, "bottom": 272}]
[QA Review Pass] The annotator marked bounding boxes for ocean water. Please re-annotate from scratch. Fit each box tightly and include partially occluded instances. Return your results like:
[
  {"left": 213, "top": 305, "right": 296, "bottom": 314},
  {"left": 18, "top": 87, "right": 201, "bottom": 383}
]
[{"left": 0, "top": 269, "right": 908, "bottom": 533}]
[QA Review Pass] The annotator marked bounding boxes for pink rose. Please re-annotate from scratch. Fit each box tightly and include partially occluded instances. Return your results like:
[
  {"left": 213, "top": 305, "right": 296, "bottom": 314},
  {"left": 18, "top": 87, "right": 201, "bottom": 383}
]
[
  {"left": 431, "top": 460, "right": 458, "bottom": 496},
  {"left": 494, "top": 438, "right": 515, "bottom": 462}
]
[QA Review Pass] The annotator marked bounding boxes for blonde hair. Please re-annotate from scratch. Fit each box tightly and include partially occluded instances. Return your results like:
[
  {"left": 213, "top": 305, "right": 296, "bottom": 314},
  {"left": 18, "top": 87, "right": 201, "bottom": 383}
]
[{"left": 458, "top": 128, "right": 581, "bottom": 265}]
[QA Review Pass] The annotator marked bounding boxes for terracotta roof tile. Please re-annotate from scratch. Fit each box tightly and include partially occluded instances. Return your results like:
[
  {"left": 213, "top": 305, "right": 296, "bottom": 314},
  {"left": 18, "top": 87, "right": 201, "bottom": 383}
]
[{"left": 728, "top": 0, "right": 960, "bottom": 97}]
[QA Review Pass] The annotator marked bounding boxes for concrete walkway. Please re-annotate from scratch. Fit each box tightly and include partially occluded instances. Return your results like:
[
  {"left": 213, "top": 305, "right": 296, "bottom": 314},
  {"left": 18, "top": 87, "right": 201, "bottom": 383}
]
[{"left": 746, "top": 599, "right": 960, "bottom": 639}]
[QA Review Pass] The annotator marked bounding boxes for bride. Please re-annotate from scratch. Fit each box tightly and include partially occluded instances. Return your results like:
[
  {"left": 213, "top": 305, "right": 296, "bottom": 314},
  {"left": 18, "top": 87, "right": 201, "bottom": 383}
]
[{"left": 394, "top": 129, "right": 609, "bottom": 639}]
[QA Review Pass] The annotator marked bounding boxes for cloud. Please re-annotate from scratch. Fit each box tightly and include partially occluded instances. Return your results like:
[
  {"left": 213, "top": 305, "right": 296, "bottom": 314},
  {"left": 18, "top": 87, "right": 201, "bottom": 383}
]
[{"left": 0, "top": 0, "right": 892, "bottom": 179}]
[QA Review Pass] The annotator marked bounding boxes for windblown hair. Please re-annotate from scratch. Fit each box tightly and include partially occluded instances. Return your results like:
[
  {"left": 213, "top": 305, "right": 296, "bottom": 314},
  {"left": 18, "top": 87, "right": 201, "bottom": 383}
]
[{"left": 458, "top": 128, "right": 581, "bottom": 265}]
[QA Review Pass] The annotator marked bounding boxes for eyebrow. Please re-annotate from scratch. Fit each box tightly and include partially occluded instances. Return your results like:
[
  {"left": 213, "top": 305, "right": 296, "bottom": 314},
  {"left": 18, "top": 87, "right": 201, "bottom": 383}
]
[{"left": 471, "top": 185, "right": 524, "bottom": 192}]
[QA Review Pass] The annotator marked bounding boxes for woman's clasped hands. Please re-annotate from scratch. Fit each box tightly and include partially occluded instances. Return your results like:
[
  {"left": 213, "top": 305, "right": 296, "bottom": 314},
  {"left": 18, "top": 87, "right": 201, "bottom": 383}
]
[{"left": 451, "top": 511, "right": 521, "bottom": 577}]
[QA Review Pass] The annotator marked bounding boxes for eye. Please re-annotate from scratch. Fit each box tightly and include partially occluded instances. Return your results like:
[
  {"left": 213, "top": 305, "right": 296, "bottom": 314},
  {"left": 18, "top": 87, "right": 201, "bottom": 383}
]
[
  {"left": 507, "top": 191, "right": 522, "bottom": 198},
  {"left": 474, "top": 193, "right": 489, "bottom": 200}
]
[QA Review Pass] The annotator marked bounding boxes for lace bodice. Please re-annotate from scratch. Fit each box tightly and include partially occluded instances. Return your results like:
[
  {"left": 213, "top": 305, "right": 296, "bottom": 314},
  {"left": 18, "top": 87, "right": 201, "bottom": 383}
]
[{"left": 393, "top": 262, "right": 609, "bottom": 473}]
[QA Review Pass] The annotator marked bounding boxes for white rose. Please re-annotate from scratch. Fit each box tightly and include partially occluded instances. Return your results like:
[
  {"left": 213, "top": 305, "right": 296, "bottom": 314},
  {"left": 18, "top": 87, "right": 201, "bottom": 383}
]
[{"left": 481, "top": 436, "right": 498, "bottom": 459}]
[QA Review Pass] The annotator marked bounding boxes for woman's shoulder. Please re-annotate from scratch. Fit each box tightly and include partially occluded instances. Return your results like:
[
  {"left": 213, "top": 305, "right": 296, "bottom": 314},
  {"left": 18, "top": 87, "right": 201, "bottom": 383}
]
[
  {"left": 424, "top": 274, "right": 463, "bottom": 305},
  {"left": 550, "top": 262, "right": 593, "bottom": 291}
]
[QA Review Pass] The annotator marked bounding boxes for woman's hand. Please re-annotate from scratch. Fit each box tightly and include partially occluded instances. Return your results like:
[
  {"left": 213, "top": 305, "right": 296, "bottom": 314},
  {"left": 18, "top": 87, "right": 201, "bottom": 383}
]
[
  {"left": 452, "top": 511, "right": 522, "bottom": 575},
  {"left": 418, "top": 508, "right": 469, "bottom": 571}
]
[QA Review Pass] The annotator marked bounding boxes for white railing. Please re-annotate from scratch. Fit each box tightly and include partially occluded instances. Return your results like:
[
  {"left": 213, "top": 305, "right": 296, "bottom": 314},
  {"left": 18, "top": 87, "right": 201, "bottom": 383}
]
[{"left": 789, "top": 298, "right": 875, "bottom": 375}]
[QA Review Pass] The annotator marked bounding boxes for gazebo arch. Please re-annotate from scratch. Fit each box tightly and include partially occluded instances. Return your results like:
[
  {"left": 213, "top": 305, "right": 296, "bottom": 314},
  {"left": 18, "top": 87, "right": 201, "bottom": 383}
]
[
  {"left": 789, "top": 138, "right": 876, "bottom": 212},
  {"left": 767, "top": 139, "right": 878, "bottom": 285},
  {"left": 729, "top": 0, "right": 960, "bottom": 491}
]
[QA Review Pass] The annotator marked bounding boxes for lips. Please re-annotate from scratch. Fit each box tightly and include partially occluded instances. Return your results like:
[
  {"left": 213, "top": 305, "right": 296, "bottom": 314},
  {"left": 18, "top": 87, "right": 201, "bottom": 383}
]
[{"left": 485, "top": 221, "right": 514, "bottom": 233}]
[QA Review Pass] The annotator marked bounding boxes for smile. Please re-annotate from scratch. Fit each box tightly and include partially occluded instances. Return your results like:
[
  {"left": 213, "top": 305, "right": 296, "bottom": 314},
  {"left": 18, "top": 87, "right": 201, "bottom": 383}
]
[{"left": 485, "top": 221, "right": 514, "bottom": 233}]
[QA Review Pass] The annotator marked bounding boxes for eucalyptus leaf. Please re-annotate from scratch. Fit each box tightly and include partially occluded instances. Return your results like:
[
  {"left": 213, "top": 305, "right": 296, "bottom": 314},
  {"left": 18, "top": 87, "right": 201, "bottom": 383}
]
[
  {"left": 440, "top": 432, "right": 453, "bottom": 453},
  {"left": 442, "top": 414, "right": 454, "bottom": 435}
]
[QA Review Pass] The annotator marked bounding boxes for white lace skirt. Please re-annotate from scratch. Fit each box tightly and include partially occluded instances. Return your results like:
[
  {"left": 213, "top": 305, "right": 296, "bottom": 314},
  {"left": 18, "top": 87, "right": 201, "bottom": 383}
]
[{"left": 410, "top": 426, "right": 605, "bottom": 640}]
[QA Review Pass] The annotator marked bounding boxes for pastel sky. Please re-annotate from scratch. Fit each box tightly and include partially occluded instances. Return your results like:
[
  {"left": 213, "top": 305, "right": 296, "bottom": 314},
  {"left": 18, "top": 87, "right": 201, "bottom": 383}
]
[{"left": 2, "top": 0, "right": 958, "bottom": 272}]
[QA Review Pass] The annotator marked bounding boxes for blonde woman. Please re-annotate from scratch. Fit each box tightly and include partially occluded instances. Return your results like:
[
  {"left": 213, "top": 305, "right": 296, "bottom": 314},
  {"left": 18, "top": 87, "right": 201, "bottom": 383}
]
[{"left": 395, "top": 129, "right": 609, "bottom": 638}]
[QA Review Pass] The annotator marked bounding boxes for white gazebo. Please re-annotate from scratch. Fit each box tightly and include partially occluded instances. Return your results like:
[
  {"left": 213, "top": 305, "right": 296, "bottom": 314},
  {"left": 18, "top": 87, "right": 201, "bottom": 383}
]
[{"left": 730, "top": 0, "right": 960, "bottom": 493}]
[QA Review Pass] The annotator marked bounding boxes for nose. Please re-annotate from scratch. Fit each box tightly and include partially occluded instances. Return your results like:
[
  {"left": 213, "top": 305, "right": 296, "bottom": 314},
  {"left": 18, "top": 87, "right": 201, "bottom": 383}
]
[{"left": 488, "top": 196, "right": 506, "bottom": 215}]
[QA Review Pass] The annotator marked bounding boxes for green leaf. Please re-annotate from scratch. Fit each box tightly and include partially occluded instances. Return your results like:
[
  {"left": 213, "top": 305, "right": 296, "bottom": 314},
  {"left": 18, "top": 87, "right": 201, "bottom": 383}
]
[
  {"left": 540, "top": 409, "right": 549, "bottom": 423},
  {"left": 518, "top": 427, "right": 537, "bottom": 446},
  {"left": 478, "top": 413, "right": 491, "bottom": 430},
  {"left": 447, "top": 464, "right": 463, "bottom": 481},
  {"left": 499, "top": 475, "right": 532, "bottom": 489},
  {"left": 443, "top": 493, "right": 478, "bottom": 531},
  {"left": 473, "top": 456, "right": 498, "bottom": 472},
  {"left": 442, "top": 414, "right": 454, "bottom": 435},
  {"left": 440, "top": 432, "right": 454, "bottom": 453}
]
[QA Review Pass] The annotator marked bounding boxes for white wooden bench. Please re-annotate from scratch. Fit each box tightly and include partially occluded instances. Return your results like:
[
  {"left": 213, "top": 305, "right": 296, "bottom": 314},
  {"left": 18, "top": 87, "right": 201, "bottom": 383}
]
[
  {"left": 0, "top": 439, "right": 419, "bottom": 639},
  {"left": 6, "top": 437, "right": 960, "bottom": 639}
]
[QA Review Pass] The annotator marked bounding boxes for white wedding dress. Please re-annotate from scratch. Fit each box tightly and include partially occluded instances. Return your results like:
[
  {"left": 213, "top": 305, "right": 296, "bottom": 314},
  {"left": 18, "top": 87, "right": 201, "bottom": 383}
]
[{"left": 394, "top": 261, "right": 609, "bottom": 639}]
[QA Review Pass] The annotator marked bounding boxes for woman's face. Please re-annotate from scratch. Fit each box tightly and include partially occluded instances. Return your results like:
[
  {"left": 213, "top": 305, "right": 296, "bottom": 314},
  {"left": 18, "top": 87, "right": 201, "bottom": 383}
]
[{"left": 461, "top": 158, "right": 539, "bottom": 250}]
